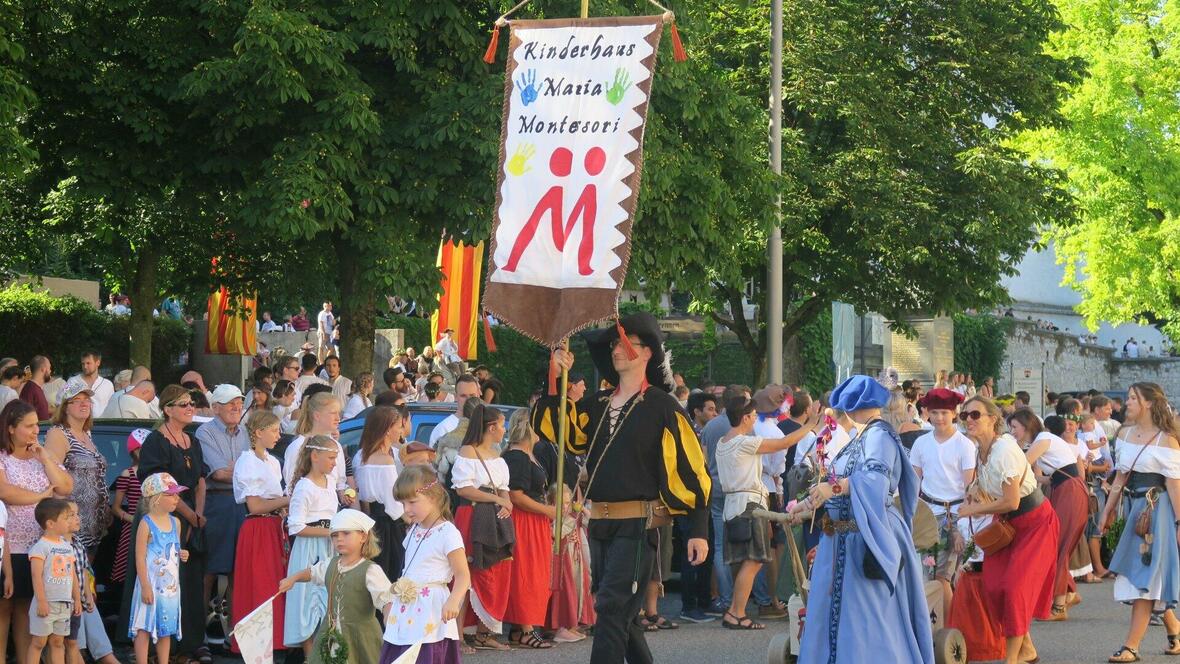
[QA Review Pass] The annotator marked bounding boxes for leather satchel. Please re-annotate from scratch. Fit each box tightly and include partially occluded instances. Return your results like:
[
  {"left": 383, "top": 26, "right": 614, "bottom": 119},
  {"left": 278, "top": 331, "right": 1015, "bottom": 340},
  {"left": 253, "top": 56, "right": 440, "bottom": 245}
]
[{"left": 971, "top": 459, "right": 1030, "bottom": 556}]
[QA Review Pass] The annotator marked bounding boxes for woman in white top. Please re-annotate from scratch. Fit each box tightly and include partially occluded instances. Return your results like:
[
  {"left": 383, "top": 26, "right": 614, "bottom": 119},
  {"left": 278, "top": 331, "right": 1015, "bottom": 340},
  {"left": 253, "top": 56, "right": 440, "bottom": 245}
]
[
  {"left": 343, "top": 372, "right": 375, "bottom": 419},
  {"left": 230, "top": 410, "right": 290, "bottom": 654},
  {"left": 958, "top": 397, "right": 1059, "bottom": 664},
  {"left": 282, "top": 392, "right": 354, "bottom": 506},
  {"left": 717, "top": 397, "right": 814, "bottom": 631},
  {"left": 450, "top": 404, "right": 513, "bottom": 651},
  {"left": 1010, "top": 409, "right": 1088, "bottom": 620},
  {"left": 1099, "top": 383, "right": 1180, "bottom": 662},
  {"left": 354, "top": 405, "right": 406, "bottom": 582}
]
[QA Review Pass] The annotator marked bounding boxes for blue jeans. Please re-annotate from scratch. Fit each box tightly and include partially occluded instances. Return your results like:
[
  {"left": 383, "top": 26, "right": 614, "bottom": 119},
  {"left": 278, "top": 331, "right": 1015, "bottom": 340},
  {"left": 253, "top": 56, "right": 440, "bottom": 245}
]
[{"left": 711, "top": 498, "right": 733, "bottom": 606}]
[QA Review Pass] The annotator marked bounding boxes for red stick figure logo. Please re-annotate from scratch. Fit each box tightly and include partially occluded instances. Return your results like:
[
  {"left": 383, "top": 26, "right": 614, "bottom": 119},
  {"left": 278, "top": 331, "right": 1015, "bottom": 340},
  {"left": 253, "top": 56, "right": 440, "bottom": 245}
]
[{"left": 504, "top": 147, "right": 606, "bottom": 276}]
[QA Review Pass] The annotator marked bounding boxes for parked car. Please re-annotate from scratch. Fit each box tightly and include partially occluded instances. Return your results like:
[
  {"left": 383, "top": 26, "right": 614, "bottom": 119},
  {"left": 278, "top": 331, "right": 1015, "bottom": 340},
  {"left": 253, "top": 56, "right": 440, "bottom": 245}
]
[{"left": 337, "top": 402, "right": 523, "bottom": 459}]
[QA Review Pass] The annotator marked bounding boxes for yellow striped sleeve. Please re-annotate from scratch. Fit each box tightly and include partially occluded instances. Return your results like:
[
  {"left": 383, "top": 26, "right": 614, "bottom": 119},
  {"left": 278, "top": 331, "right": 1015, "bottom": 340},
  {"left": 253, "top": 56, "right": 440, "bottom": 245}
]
[{"left": 660, "top": 410, "right": 712, "bottom": 513}]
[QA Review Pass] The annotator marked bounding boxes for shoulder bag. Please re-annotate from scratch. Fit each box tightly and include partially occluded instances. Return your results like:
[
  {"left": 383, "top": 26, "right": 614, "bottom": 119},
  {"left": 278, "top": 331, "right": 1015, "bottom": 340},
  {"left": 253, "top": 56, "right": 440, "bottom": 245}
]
[{"left": 970, "top": 451, "right": 1029, "bottom": 556}]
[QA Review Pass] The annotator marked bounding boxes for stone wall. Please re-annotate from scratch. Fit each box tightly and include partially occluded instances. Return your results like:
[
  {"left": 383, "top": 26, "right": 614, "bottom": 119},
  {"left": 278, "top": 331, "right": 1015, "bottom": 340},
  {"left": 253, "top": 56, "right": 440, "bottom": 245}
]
[
  {"left": 999, "top": 319, "right": 1180, "bottom": 395},
  {"left": 193, "top": 328, "right": 406, "bottom": 388},
  {"left": 1111, "top": 358, "right": 1180, "bottom": 396},
  {"left": 999, "top": 320, "right": 1114, "bottom": 393}
]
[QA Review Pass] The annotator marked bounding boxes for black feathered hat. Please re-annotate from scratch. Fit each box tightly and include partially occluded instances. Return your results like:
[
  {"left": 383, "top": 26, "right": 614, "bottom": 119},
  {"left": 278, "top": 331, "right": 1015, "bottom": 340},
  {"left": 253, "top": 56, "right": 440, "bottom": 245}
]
[{"left": 584, "top": 312, "right": 674, "bottom": 392}]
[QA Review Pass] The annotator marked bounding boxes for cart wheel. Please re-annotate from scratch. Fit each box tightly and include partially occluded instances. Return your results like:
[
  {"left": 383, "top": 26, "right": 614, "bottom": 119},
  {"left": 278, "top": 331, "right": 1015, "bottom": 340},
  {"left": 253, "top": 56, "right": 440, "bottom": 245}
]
[
  {"left": 933, "top": 627, "right": 967, "bottom": 664},
  {"left": 767, "top": 633, "right": 793, "bottom": 664}
]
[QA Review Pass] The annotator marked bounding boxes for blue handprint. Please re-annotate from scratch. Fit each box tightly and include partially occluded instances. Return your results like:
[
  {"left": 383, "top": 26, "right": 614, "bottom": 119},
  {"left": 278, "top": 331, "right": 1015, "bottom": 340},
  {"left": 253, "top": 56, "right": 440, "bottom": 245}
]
[{"left": 517, "top": 69, "right": 539, "bottom": 106}]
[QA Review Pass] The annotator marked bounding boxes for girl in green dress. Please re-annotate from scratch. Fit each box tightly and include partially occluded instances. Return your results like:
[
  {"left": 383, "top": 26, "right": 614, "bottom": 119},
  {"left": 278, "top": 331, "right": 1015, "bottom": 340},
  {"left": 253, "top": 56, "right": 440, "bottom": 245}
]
[{"left": 280, "top": 509, "right": 393, "bottom": 664}]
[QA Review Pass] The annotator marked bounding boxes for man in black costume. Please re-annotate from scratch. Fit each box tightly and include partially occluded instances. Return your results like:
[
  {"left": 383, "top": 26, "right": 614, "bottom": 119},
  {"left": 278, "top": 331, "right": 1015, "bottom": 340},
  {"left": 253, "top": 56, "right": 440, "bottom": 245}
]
[{"left": 554, "top": 312, "right": 711, "bottom": 664}]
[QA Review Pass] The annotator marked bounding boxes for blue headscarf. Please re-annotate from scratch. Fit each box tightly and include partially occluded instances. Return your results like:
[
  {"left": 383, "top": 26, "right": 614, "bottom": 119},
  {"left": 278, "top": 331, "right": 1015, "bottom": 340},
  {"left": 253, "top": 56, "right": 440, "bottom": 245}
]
[{"left": 830, "top": 375, "right": 891, "bottom": 412}]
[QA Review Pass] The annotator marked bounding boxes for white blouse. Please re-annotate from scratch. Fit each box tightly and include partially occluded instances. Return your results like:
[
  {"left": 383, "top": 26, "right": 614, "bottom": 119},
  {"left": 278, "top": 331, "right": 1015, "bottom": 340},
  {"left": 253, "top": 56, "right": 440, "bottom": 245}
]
[
  {"left": 1032, "top": 431, "right": 1080, "bottom": 474},
  {"left": 976, "top": 435, "right": 1038, "bottom": 499},
  {"left": 450, "top": 454, "right": 509, "bottom": 491},
  {"left": 288, "top": 477, "right": 340, "bottom": 535},
  {"left": 342, "top": 394, "right": 371, "bottom": 420},
  {"left": 1116, "top": 437, "right": 1180, "bottom": 479},
  {"left": 356, "top": 461, "right": 404, "bottom": 521},
  {"left": 308, "top": 557, "right": 393, "bottom": 609},
  {"left": 384, "top": 521, "right": 465, "bottom": 645},
  {"left": 232, "top": 450, "right": 284, "bottom": 505}
]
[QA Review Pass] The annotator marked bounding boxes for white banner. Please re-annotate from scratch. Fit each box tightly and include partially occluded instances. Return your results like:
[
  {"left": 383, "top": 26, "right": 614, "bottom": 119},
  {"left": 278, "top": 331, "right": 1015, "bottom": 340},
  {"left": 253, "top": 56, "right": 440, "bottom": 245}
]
[
  {"left": 490, "top": 21, "right": 659, "bottom": 291},
  {"left": 231, "top": 595, "right": 275, "bottom": 664}
]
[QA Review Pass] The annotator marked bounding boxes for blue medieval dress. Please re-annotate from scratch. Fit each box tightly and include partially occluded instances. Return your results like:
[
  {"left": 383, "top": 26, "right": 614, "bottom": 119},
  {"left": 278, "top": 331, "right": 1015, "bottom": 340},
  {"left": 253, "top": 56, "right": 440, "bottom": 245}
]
[{"left": 799, "top": 421, "right": 934, "bottom": 664}]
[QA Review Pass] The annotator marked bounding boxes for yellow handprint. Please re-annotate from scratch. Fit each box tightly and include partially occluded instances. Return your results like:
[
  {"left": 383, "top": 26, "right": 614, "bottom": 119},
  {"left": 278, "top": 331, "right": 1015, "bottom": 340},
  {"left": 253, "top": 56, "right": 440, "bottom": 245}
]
[{"left": 507, "top": 143, "right": 536, "bottom": 176}]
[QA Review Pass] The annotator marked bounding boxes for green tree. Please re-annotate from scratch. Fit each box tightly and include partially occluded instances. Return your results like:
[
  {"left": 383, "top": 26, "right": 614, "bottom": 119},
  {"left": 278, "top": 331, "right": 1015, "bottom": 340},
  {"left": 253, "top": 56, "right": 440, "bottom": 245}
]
[
  {"left": 686, "top": 0, "right": 1078, "bottom": 385},
  {"left": 0, "top": 1, "right": 34, "bottom": 209},
  {"left": 1015, "top": 0, "right": 1180, "bottom": 341}
]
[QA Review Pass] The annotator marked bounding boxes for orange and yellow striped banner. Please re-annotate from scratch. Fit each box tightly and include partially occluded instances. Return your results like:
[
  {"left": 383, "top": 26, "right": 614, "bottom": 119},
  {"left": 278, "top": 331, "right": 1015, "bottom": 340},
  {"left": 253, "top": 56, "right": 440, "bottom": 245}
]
[
  {"left": 205, "top": 287, "right": 257, "bottom": 355},
  {"left": 431, "top": 239, "right": 484, "bottom": 361}
]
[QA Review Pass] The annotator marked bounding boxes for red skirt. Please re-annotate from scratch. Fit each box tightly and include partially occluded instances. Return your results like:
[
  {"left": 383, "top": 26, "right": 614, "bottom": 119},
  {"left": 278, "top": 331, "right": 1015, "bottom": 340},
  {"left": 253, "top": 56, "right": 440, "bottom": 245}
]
[
  {"left": 454, "top": 505, "right": 513, "bottom": 629},
  {"left": 1048, "top": 477, "right": 1088, "bottom": 596},
  {"left": 504, "top": 509, "right": 553, "bottom": 626},
  {"left": 546, "top": 522, "right": 596, "bottom": 629},
  {"left": 230, "top": 515, "right": 288, "bottom": 653},
  {"left": 947, "top": 569, "right": 1006, "bottom": 662},
  {"left": 982, "top": 500, "right": 1059, "bottom": 637}
]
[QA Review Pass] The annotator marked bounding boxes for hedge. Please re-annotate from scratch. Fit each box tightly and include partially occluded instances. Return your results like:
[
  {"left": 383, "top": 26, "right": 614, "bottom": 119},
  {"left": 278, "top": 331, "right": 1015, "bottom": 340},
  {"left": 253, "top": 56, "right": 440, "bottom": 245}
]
[
  {"left": 0, "top": 284, "right": 193, "bottom": 384},
  {"left": 953, "top": 313, "right": 1012, "bottom": 383}
]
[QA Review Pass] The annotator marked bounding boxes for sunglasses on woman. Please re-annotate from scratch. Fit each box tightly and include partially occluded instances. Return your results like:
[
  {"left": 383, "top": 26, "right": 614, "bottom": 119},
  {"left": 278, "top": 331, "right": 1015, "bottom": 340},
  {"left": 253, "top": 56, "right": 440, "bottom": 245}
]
[
  {"left": 168, "top": 401, "right": 195, "bottom": 409},
  {"left": 957, "top": 410, "right": 985, "bottom": 421}
]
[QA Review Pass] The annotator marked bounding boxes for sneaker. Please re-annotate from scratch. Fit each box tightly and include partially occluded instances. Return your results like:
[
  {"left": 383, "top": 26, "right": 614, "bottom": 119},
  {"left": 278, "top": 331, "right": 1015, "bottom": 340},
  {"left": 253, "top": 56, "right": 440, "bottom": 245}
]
[
  {"left": 679, "top": 608, "right": 716, "bottom": 624},
  {"left": 703, "top": 600, "right": 728, "bottom": 616},
  {"left": 758, "top": 603, "right": 789, "bottom": 620}
]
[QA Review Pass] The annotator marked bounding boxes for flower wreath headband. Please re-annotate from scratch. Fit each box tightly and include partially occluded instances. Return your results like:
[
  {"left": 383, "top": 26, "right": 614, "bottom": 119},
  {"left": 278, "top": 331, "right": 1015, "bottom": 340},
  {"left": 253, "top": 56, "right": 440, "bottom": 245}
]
[{"left": 416, "top": 479, "right": 439, "bottom": 494}]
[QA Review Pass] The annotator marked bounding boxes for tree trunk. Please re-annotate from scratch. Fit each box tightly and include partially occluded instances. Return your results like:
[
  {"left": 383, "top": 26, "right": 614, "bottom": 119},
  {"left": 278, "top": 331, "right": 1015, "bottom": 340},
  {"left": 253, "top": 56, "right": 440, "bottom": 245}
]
[
  {"left": 334, "top": 233, "right": 375, "bottom": 379},
  {"left": 128, "top": 244, "right": 158, "bottom": 369},
  {"left": 709, "top": 282, "right": 767, "bottom": 386},
  {"left": 783, "top": 332, "right": 804, "bottom": 386}
]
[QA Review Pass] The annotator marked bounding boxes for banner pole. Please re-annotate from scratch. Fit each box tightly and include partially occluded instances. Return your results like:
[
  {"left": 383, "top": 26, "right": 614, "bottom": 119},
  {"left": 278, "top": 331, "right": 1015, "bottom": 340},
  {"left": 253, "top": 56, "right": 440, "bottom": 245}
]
[
  {"left": 551, "top": 338, "right": 571, "bottom": 593},
  {"left": 581, "top": 0, "right": 589, "bottom": 18}
]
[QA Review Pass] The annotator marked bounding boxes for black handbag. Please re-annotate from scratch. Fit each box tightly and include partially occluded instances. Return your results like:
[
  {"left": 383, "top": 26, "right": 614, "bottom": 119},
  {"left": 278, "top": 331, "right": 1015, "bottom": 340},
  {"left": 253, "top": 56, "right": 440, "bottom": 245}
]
[
  {"left": 186, "top": 524, "right": 208, "bottom": 555},
  {"left": 725, "top": 515, "right": 753, "bottom": 544}
]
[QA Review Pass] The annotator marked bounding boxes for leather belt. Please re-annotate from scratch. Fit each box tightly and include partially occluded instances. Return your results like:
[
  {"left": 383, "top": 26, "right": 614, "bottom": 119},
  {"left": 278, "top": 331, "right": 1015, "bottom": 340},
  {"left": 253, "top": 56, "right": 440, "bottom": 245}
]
[
  {"left": 589, "top": 500, "right": 671, "bottom": 529},
  {"left": 919, "top": 492, "right": 964, "bottom": 508},
  {"left": 820, "top": 514, "right": 859, "bottom": 536},
  {"left": 1007, "top": 490, "right": 1044, "bottom": 518}
]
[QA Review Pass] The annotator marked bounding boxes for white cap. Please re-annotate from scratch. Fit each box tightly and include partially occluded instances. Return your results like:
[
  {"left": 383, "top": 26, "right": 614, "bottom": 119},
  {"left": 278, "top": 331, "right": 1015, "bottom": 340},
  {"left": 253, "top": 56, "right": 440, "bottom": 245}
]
[
  {"left": 209, "top": 384, "right": 245, "bottom": 404},
  {"left": 330, "top": 509, "right": 376, "bottom": 534}
]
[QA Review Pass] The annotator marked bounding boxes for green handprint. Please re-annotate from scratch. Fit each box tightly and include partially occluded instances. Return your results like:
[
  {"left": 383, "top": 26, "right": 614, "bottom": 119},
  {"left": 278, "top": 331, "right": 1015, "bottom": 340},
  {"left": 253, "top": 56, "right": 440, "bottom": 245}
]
[
  {"left": 507, "top": 143, "right": 536, "bottom": 176},
  {"left": 605, "top": 67, "right": 631, "bottom": 105}
]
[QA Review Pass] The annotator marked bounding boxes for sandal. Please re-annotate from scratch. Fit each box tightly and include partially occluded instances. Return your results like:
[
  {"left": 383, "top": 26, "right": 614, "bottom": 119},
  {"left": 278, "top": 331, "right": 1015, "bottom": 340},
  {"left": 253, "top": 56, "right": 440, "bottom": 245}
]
[
  {"left": 508, "top": 629, "right": 523, "bottom": 644},
  {"left": 194, "top": 647, "right": 213, "bottom": 664},
  {"left": 519, "top": 630, "right": 554, "bottom": 649},
  {"left": 471, "top": 632, "right": 509, "bottom": 651},
  {"left": 721, "top": 611, "right": 766, "bottom": 630},
  {"left": 1167, "top": 633, "right": 1180, "bottom": 655},
  {"left": 648, "top": 614, "right": 679, "bottom": 630},
  {"left": 1109, "top": 646, "right": 1140, "bottom": 662},
  {"left": 1102, "top": 571, "right": 1118, "bottom": 579},
  {"left": 634, "top": 616, "right": 659, "bottom": 632}
]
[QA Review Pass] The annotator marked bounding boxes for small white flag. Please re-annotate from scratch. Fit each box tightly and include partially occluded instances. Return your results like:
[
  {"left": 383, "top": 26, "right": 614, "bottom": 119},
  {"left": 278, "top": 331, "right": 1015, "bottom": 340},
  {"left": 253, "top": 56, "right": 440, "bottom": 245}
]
[
  {"left": 231, "top": 595, "right": 276, "bottom": 664},
  {"left": 392, "top": 642, "right": 422, "bottom": 664}
]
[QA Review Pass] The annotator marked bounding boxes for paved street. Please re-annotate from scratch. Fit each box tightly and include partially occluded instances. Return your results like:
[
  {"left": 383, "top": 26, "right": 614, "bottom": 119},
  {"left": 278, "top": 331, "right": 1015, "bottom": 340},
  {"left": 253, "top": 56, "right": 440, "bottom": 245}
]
[
  {"left": 440, "top": 581, "right": 1179, "bottom": 664},
  {"left": 188, "top": 573, "right": 1177, "bottom": 664}
]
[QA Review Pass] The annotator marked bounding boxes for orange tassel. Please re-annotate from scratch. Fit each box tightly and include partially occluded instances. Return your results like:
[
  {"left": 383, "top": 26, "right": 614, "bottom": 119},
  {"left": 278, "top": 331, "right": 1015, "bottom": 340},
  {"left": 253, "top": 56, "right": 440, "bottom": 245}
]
[
  {"left": 548, "top": 357, "right": 559, "bottom": 396},
  {"left": 616, "top": 319, "right": 638, "bottom": 360},
  {"left": 481, "top": 313, "right": 497, "bottom": 353},
  {"left": 670, "top": 21, "right": 687, "bottom": 62},
  {"left": 483, "top": 24, "right": 501, "bottom": 64}
]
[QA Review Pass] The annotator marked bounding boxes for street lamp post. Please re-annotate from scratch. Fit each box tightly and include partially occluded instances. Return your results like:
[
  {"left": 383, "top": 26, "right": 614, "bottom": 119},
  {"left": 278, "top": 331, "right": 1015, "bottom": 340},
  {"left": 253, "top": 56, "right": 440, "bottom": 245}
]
[{"left": 768, "top": 0, "right": 784, "bottom": 384}]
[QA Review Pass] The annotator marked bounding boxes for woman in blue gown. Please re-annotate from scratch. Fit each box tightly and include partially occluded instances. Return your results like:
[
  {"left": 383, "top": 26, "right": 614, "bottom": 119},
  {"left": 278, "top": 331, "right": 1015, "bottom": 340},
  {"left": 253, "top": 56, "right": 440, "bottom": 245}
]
[{"left": 795, "top": 375, "right": 934, "bottom": 664}]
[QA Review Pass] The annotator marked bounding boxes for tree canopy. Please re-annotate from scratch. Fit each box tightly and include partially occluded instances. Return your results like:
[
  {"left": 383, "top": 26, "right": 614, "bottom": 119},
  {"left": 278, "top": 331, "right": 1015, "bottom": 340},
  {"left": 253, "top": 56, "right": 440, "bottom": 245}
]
[{"left": 1015, "top": 0, "right": 1180, "bottom": 340}]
